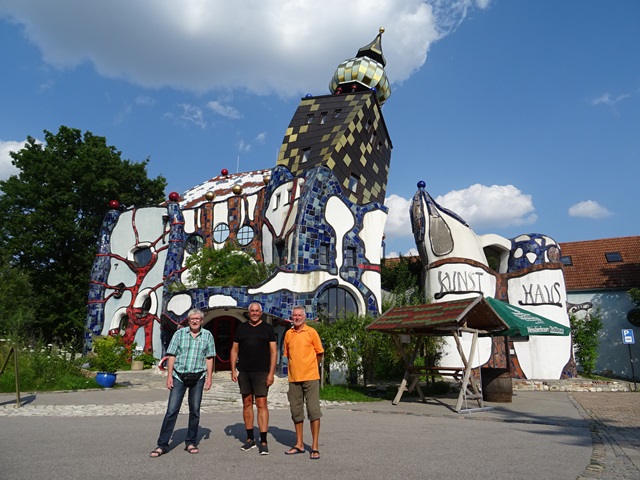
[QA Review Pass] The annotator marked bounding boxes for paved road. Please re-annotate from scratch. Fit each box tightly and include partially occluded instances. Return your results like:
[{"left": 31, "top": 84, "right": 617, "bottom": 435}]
[{"left": 0, "top": 370, "right": 638, "bottom": 479}]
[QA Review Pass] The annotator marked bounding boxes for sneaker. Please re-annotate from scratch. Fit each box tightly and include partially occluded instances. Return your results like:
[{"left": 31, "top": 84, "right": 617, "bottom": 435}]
[
  {"left": 240, "top": 439, "right": 256, "bottom": 451},
  {"left": 258, "top": 442, "right": 269, "bottom": 455}
]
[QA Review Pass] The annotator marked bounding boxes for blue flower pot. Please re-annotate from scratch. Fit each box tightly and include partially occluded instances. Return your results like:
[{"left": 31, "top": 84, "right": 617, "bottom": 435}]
[{"left": 95, "top": 372, "right": 117, "bottom": 388}]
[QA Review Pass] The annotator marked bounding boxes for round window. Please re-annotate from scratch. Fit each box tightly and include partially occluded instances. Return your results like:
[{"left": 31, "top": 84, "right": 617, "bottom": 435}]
[
  {"left": 213, "top": 223, "right": 230, "bottom": 243},
  {"left": 237, "top": 225, "right": 254, "bottom": 246}
]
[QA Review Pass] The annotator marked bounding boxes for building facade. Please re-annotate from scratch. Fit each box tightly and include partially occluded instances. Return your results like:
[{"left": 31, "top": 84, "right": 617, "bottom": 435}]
[{"left": 85, "top": 31, "right": 393, "bottom": 369}]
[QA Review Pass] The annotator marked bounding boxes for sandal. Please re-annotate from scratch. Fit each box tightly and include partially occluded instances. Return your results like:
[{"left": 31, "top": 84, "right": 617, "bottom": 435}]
[
  {"left": 185, "top": 445, "right": 199, "bottom": 454},
  {"left": 310, "top": 449, "right": 320, "bottom": 460},
  {"left": 149, "top": 447, "right": 165, "bottom": 458},
  {"left": 285, "top": 446, "right": 305, "bottom": 455}
]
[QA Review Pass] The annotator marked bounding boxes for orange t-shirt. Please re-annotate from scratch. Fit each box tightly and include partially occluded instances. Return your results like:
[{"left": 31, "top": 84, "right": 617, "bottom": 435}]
[{"left": 283, "top": 324, "right": 324, "bottom": 382}]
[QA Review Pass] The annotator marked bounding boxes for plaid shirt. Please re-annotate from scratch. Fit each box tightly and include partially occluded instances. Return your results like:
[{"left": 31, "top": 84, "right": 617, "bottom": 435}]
[{"left": 167, "top": 327, "right": 216, "bottom": 377}]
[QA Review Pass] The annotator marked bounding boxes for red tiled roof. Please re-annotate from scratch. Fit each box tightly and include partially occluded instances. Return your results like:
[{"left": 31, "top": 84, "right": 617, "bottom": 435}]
[{"left": 560, "top": 236, "right": 640, "bottom": 292}]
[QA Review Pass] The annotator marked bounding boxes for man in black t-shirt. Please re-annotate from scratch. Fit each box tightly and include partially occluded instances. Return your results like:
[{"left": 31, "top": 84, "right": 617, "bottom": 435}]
[{"left": 230, "top": 302, "right": 277, "bottom": 455}]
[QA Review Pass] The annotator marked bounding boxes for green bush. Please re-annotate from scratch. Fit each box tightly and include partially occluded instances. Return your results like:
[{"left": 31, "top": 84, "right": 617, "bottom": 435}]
[
  {"left": 133, "top": 351, "right": 157, "bottom": 369},
  {"left": 184, "top": 243, "right": 276, "bottom": 288},
  {"left": 570, "top": 309, "right": 603, "bottom": 376},
  {"left": 0, "top": 339, "right": 98, "bottom": 392},
  {"left": 89, "top": 335, "right": 129, "bottom": 373}
]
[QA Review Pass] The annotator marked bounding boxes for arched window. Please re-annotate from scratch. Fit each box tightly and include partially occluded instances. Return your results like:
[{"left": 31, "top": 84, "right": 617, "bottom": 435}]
[{"left": 317, "top": 286, "right": 358, "bottom": 323}]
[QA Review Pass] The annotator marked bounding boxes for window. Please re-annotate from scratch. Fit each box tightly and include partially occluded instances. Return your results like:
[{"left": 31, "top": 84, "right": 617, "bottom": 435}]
[
  {"left": 213, "top": 223, "right": 230, "bottom": 243},
  {"left": 306, "top": 114, "right": 314, "bottom": 124},
  {"left": 284, "top": 187, "right": 292, "bottom": 206},
  {"left": 320, "top": 112, "right": 327, "bottom": 124},
  {"left": 345, "top": 247, "right": 357, "bottom": 267},
  {"left": 272, "top": 193, "right": 280, "bottom": 210},
  {"left": 605, "top": 252, "right": 622, "bottom": 263},
  {"left": 317, "top": 287, "right": 358, "bottom": 323},
  {"left": 132, "top": 247, "right": 153, "bottom": 268},
  {"left": 237, "top": 225, "right": 254, "bottom": 246},
  {"left": 348, "top": 174, "right": 359, "bottom": 192},
  {"left": 319, "top": 244, "right": 329, "bottom": 266},
  {"left": 301, "top": 148, "right": 310, "bottom": 163},
  {"left": 560, "top": 255, "right": 573, "bottom": 266},
  {"left": 333, "top": 109, "right": 342, "bottom": 119},
  {"left": 185, "top": 234, "right": 204, "bottom": 254}
]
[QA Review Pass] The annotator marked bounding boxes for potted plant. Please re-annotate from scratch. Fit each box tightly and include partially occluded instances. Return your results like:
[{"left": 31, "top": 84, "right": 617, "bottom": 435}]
[
  {"left": 89, "top": 335, "right": 128, "bottom": 387},
  {"left": 132, "top": 351, "right": 157, "bottom": 370}
]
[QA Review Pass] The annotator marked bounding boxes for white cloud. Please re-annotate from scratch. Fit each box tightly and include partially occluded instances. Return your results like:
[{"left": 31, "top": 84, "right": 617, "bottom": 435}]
[
  {"left": 207, "top": 100, "right": 242, "bottom": 119},
  {"left": 0, "top": 1, "right": 487, "bottom": 96},
  {"left": 568, "top": 200, "right": 614, "bottom": 219},
  {"left": 384, "top": 194, "right": 413, "bottom": 239},
  {"left": 385, "top": 247, "right": 419, "bottom": 258},
  {"left": 435, "top": 184, "right": 537, "bottom": 230},
  {"left": 591, "top": 92, "right": 631, "bottom": 106},
  {"left": 164, "top": 104, "right": 206, "bottom": 128},
  {"left": 0, "top": 140, "right": 25, "bottom": 180},
  {"left": 383, "top": 183, "right": 535, "bottom": 240},
  {"left": 237, "top": 140, "right": 251, "bottom": 153},
  {"left": 255, "top": 132, "right": 267, "bottom": 143}
]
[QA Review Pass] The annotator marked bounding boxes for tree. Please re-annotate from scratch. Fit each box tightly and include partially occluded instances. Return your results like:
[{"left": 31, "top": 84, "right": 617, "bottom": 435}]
[
  {"left": 0, "top": 126, "right": 167, "bottom": 345},
  {"left": 570, "top": 309, "right": 603, "bottom": 376},
  {"left": 184, "top": 243, "right": 276, "bottom": 288},
  {"left": 0, "top": 254, "right": 35, "bottom": 337}
]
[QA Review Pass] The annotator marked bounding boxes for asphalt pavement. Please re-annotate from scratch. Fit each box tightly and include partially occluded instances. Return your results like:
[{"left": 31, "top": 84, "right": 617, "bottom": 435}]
[{"left": 0, "top": 370, "right": 638, "bottom": 480}]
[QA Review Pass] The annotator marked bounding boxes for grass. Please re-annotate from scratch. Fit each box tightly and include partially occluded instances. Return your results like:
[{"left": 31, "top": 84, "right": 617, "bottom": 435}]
[
  {"left": 0, "top": 340, "right": 100, "bottom": 393},
  {"left": 319, "top": 384, "right": 383, "bottom": 402}
]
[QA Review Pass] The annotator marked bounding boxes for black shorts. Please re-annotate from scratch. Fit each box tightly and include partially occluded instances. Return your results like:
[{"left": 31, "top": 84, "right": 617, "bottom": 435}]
[{"left": 238, "top": 371, "right": 269, "bottom": 397}]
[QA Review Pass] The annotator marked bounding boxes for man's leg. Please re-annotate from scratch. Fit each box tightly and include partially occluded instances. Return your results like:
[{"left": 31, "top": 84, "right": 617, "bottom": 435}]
[
  {"left": 156, "top": 377, "right": 187, "bottom": 451},
  {"left": 310, "top": 419, "right": 320, "bottom": 454},
  {"left": 185, "top": 377, "right": 205, "bottom": 448},
  {"left": 255, "top": 396, "right": 269, "bottom": 434},
  {"left": 304, "top": 380, "right": 322, "bottom": 458},
  {"left": 242, "top": 393, "right": 255, "bottom": 430},
  {"left": 286, "top": 382, "right": 306, "bottom": 453}
]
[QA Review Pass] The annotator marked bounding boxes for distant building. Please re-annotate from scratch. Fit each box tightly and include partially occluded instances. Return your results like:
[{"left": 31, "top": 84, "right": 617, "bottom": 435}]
[
  {"left": 85, "top": 30, "right": 393, "bottom": 369},
  {"left": 560, "top": 236, "right": 640, "bottom": 379}
]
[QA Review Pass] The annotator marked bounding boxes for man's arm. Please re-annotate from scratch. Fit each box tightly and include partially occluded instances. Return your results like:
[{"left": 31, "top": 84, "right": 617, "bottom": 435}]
[
  {"left": 266, "top": 341, "right": 277, "bottom": 386},
  {"left": 165, "top": 355, "right": 176, "bottom": 390},
  {"left": 229, "top": 342, "right": 239, "bottom": 382},
  {"left": 205, "top": 356, "right": 214, "bottom": 391}
]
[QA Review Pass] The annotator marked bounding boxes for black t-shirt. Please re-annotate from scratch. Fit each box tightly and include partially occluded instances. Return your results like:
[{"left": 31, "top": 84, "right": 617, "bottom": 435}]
[{"left": 233, "top": 321, "right": 276, "bottom": 372}]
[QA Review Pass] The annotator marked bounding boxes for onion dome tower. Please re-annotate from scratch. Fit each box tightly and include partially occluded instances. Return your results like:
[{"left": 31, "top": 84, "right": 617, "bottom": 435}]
[
  {"left": 329, "top": 27, "right": 391, "bottom": 106},
  {"left": 276, "top": 29, "right": 393, "bottom": 205}
]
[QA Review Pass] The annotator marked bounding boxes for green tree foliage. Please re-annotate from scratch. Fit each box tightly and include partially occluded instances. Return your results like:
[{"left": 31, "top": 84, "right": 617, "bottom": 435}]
[
  {"left": 628, "top": 288, "right": 640, "bottom": 305},
  {"left": 381, "top": 255, "right": 423, "bottom": 307},
  {"left": 570, "top": 309, "right": 603, "bottom": 376},
  {"left": 314, "top": 313, "right": 407, "bottom": 385},
  {"left": 0, "top": 254, "right": 35, "bottom": 337},
  {"left": 184, "top": 243, "right": 276, "bottom": 287},
  {"left": 0, "top": 126, "right": 167, "bottom": 344}
]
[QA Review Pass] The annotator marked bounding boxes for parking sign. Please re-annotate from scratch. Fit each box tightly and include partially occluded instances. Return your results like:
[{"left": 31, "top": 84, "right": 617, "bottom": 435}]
[{"left": 622, "top": 329, "right": 635, "bottom": 344}]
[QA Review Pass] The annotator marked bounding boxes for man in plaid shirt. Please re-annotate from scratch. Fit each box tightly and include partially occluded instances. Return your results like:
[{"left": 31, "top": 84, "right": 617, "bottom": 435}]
[{"left": 150, "top": 308, "right": 215, "bottom": 457}]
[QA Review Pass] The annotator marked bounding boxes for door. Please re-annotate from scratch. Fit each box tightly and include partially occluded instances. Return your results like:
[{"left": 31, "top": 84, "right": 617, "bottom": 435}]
[{"left": 205, "top": 316, "right": 238, "bottom": 371}]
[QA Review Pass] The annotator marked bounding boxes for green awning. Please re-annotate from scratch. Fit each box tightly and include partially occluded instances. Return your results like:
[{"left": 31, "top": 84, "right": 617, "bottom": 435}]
[{"left": 485, "top": 297, "right": 570, "bottom": 337}]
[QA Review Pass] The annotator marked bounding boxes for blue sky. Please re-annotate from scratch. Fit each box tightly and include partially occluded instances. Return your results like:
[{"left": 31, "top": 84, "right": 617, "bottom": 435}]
[{"left": 1, "top": 0, "right": 638, "bottom": 257}]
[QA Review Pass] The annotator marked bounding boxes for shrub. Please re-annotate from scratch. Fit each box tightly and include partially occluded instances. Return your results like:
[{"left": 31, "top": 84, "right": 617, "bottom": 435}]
[
  {"left": 184, "top": 243, "right": 276, "bottom": 288},
  {"left": 89, "top": 335, "right": 129, "bottom": 373},
  {"left": 0, "top": 338, "right": 96, "bottom": 392},
  {"left": 570, "top": 309, "right": 603, "bottom": 376}
]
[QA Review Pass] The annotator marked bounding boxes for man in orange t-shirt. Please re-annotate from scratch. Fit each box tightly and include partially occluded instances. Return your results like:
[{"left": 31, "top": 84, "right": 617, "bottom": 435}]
[{"left": 283, "top": 306, "right": 324, "bottom": 460}]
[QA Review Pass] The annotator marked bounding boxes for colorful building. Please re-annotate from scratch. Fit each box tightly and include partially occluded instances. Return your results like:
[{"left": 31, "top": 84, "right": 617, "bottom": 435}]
[{"left": 85, "top": 30, "right": 393, "bottom": 369}]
